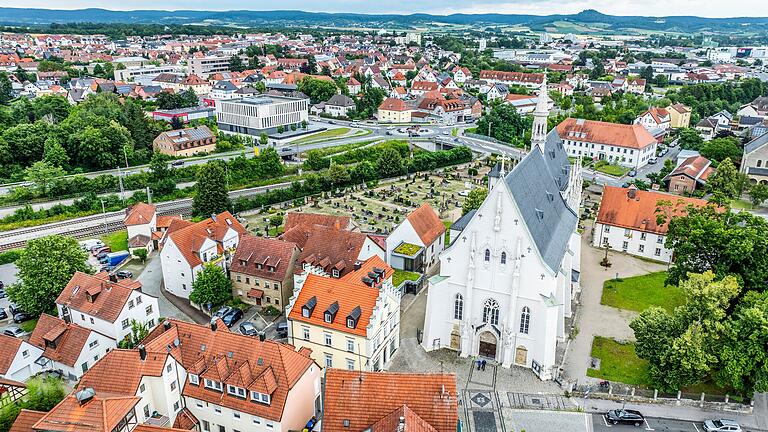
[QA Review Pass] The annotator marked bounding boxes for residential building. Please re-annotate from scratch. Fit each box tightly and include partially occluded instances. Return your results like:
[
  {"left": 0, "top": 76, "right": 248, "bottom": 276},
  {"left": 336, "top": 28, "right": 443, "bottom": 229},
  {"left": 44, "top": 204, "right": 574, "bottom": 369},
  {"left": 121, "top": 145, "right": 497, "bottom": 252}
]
[
  {"left": 114, "top": 64, "right": 182, "bottom": 82},
  {"left": 504, "top": 94, "right": 553, "bottom": 114},
  {"left": 422, "top": 79, "right": 582, "bottom": 379},
  {"left": 478, "top": 70, "right": 545, "bottom": 88},
  {"left": 386, "top": 203, "right": 445, "bottom": 273},
  {"left": 0, "top": 334, "right": 44, "bottom": 382},
  {"left": 216, "top": 95, "right": 308, "bottom": 137},
  {"left": 28, "top": 313, "right": 116, "bottom": 381},
  {"left": 153, "top": 126, "right": 217, "bottom": 158},
  {"left": 556, "top": 118, "right": 658, "bottom": 169},
  {"left": 741, "top": 132, "right": 768, "bottom": 184},
  {"left": 323, "top": 369, "right": 459, "bottom": 432},
  {"left": 668, "top": 103, "right": 692, "bottom": 128},
  {"left": 634, "top": 107, "right": 671, "bottom": 131},
  {"left": 230, "top": 234, "right": 300, "bottom": 310},
  {"left": 414, "top": 98, "right": 468, "bottom": 124},
  {"left": 627, "top": 78, "right": 646, "bottom": 94},
  {"left": 664, "top": 155, "right": 714, "bottom": 193},
  {"left": 188, "top": 56, "right": 231, "bottom": 78},
  {"left": 593, "top": 186, "right": 710, "bottom": 263},
  {"left": 286, "top": 255, "right": 400, "bottom": 372},
  {"left": 124, "top": 203, "right": 181, "bottom": 254},
  {"left": 696, "top": 110, "right": 733, "bottom": 141},
  {"left": 152, "top": 106, "right": 215, "bottom": 124},
  {"left": 377, "top": 97, "right": 411, "bottom": 123},
  {"left": 209, "top": 80, "right": 239, "bottom": 100},
  {"left": 160, "top": 211, "right": 248, "bottom": 299},
  {"left": 56, "top": 271, "right": 160, "bottom": 344},
  {"left": 323, "top": 94, "right": 356, "bottom": 117}
]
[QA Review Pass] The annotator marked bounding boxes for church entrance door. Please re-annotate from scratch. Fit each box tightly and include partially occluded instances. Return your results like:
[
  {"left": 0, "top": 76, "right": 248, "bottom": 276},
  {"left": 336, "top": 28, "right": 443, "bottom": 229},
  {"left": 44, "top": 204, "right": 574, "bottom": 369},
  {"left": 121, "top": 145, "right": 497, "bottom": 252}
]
[{"left": 478, "top": 332, "right": 497, "bottom": 359}]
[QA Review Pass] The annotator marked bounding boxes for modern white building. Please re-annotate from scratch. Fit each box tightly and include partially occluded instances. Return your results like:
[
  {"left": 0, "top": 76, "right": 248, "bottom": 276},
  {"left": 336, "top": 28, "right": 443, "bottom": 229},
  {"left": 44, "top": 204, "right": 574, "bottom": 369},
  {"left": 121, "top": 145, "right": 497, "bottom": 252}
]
[
  {"left": 556, "top": 118, "right": 658, "bottom": 169},
  {"left": 593, "top": 186, "right": 709, "bottom": 263},
  {"left": 421, "top": 80, "right": 583, "bottom": 380},
  {"left": 55, "top": 271, "right": 160, "bottom": 344},
  {"left": 386, "top": 203, "right": 446, "bottom": 273},
  {"left": 114, "top": 64, "right": 183, "bottom": 82},
  {"left": 217, "top": 96, "right": 309, "bottom": 137},
  {"left": 187, "top": 55, "right": 231, "bottom": 78}
]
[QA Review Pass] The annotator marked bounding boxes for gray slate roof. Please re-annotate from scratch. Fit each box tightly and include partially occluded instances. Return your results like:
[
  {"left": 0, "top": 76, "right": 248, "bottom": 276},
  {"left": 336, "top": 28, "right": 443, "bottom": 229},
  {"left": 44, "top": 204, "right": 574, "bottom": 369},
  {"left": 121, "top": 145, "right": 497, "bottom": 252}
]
[
  {"left": 504, "top": 145, "right": 577, "bottom": 272},
  {"left": 544, "top": 129, "right": 572, "bottom": 192},
  {"left": 745, "top": 132, "right": 768, "bottom": 154},
  {"left": 451, "top": 209, "right": 476, "bottom": 233}
]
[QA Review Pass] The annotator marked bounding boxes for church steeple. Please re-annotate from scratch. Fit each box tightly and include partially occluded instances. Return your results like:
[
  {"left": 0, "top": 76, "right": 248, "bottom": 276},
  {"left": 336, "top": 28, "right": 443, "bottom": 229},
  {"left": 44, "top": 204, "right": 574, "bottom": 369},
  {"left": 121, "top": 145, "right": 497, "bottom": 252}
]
[{"left": 531, "top": 73, "right": 549, "bottom": 152}]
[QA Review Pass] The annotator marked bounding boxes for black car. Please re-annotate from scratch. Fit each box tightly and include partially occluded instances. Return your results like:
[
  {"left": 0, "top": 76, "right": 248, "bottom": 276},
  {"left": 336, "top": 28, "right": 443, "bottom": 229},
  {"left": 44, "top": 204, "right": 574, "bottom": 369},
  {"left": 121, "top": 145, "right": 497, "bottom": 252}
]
[
  {"left": 0, "top": 308, "right": 7, "bottom": 320},
  {"left": 213, "top": 306, "right": 232, "bottom": 319},
  {"left": 8, "top": 303, "right": 22, "bottom": 315},
  {"left": 171, "top": 160, "right": 185, "bottom": 166},
  {"left": 115, "top": 270, "right": 133, "bottom": 279},
  {"left": 221, "top": 308, "right": 243, "bottom": 327},
  {"left": 239, "top": 321, "right": 258, "bottom": 336},
  {"left": 13, "top": 311, "right": 32, "bottom": 323},
  {"left": 0, "top": 288, "right": 6, "bottom": 299},
  {"left": 276, "top": 321, "right": 289, "bottom": 338},
  {"left": 605, "top": 409, "right": 645, "bottom": 426}
]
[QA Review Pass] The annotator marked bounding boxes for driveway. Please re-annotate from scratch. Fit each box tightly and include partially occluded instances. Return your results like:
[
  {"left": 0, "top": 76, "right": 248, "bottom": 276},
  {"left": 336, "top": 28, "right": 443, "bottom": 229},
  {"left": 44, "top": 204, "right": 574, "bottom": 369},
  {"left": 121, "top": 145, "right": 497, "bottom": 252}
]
[
  {"left": 560, "top": 222, "right": 666, "bottom": 385},
  {"left": 136, "top": 253, "right": 190, "bottom": 322},
  {"left": 0, "top": 263, "right": 18, "bottom": 323}
]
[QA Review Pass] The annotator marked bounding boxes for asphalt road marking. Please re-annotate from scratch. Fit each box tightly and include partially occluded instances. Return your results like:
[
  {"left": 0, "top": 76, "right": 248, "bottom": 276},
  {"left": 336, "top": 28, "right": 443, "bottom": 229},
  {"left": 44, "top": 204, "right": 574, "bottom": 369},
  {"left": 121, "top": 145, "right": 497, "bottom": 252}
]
[
  {"left": 644, "top": 419, "right": 655, "bottom": 431},
  {"left": 692, "top": 423, "right": 700, "bottom": 432},
  {"left": 602, "top": 415, "right": 612, "bottom": 427}
]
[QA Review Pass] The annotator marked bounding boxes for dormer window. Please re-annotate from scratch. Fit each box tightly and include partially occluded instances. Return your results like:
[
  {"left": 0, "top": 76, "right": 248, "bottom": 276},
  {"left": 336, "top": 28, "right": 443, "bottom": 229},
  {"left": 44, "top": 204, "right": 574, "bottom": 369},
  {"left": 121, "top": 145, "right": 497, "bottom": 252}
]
[
  {"left": 332, "top": 269, "right": 340, "bottom": 278},
  {"left": 324, "top": 301, "right": 339, "bottom": 323},
  {"left": 346, "top": 306, "right": 361, "bottom": 329},
  {"left": 302, "top": 296, "right": 317, "bottom": 318},
  {"left": 250, "top": 391, "right": 271, "bottom": 405},
  {"left": 189, "top": 374, "right": 199, "bottom": 385},
  {"left": 227, "top": 385, "right": 246, "bottom": 398},
  {"left": 204, "top": 379, "right": 223, "bottom": 392}
]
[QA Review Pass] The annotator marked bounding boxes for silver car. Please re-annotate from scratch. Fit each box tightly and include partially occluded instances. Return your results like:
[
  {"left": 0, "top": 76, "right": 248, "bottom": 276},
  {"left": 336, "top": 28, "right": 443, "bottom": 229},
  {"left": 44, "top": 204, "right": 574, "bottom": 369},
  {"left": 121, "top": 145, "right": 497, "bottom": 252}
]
[{"left": 704, "top": 419, "right": 742, "bottom": 432}]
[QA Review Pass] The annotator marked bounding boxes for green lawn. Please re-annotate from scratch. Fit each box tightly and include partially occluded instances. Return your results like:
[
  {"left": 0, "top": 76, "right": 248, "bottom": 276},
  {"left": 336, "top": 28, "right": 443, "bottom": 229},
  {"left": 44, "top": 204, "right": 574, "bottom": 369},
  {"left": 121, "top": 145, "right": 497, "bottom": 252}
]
[
  {"left": 587, "top": 337, "right": 651, "bottom": 386},
  {"left": 443, "top": 220, "right": 452, "bottom": 245},
  {"left": 602, "top": 272, "right": 684, "bottom": 313},
  {"left": 393, "top": 270, "right": 421, "bottom": 287},
  {"left": 291, "top": 128, "right": 350, "bottom": 145},
  {"left": 100, "top": 230, "right": 128, "bottom": 251},
  {"left": 20, "top": 319, "right": 38, "bottom": 333},
  {"left": 594, "top": 161, "right": 629, "bottom": 177}
]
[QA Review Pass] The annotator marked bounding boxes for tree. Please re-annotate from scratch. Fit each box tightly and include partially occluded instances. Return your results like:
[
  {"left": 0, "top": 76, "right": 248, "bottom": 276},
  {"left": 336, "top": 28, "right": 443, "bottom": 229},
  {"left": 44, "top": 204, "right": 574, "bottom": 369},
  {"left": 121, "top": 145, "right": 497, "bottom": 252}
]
[
  {"left": 119, "top": 319, "right": 150, "bottom": 348},
  {"left": 259, "top": 132, "right": 268, "bottom": 145},
  {"left": 355, "top": 87, "right": 386, "bottom": 119},
  {"left": 749, "top": 183, "right": 768, "bottom": 208},
  {"left": 589, "top": 61, "right": 606, "bottom": 80},
  {"left": 462, "top": 188, "right": 488, "bottom": 215},
  {"left": 718, "top": 291, "right": 768, "bottom": 393},
  {"left": 700, "top": 137, "right": 742, "bottom": 164},
  {"left": 375, "top": 147, "right": 404, "bottom": 178},
  {"left": 297, "top": 77, "right": 338, "bottom": 104},
  {"left": 0, "top": 376, "right": 66, "bottom": 431},
  {"left": 476, "top": 104, "right": 532, "bottom": 147},
  {"left": 276, "top": 125, "right": 285, "bottom": 134},
  {"left": 654, "top": 74, "right": 669, "bottom": 87},
  {"left": 193, "top": 161, "right": 231, "bottom": 217},
  {"left": 706, "top": 158, "right": 748, "bottom": 205},
  {"left": 640, "top": 66, "right": 655, "bottom": 81},
  {"left": 677, "top": 128, "right": 704, "bottom": 151},
  {"left": 24, "top": 160, "right": 65, "bottom": 195},
  {"left": 301, "top": 120, "right": 308, "bottom": 130},
  {"left": 42, "top": 137, "right": 69, "bottom": 169},
  {"left": 133, "top": 248, "right": 148, "bottom": 263},
  {"left": 189, "top": 264, "right": 232, "bottom": 311},
  {"left": 0, "top": 72, "right": 13, "bottom": 104},
  {"left": 351, "top": 160, "right": 376, "bottom": 182},
  {"left": 7, "top": 235, "right": 91, "bottom": 315},
  {"left": 149, "top": 152, "right": 176, "bottom": 196},
  {"left": 229, "top": 55, "right": 246, "bottom": 72},
  {"left": 269, "top": 214, "right": 283, "bottom": 232},
  {"left": 303, "top": 150, "right": 329, "bottom": 171},
  {"left": 328, "top": 163, "right": 351, "bottom": 185}
]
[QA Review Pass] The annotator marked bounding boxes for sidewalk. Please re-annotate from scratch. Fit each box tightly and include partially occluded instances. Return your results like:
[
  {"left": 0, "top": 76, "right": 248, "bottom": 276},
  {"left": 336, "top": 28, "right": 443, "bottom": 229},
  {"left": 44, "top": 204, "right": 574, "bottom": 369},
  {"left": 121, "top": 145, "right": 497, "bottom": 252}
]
[{"left": 576, "top": 397, "right": 767, "bottom": 431}]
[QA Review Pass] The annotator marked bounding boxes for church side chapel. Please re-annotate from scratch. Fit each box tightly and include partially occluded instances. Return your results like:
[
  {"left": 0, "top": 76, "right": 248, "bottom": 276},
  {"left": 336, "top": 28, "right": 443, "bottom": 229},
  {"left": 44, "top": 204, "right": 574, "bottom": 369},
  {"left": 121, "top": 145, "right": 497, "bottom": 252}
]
[{"left": 421, "top": 76, "right": 583, "bottom": 380}]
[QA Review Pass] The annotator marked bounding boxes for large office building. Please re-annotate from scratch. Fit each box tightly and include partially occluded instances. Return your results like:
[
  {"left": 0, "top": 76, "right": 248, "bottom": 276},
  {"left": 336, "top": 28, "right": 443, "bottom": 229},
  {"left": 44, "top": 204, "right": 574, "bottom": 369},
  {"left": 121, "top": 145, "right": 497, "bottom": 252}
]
[
  {"left": 187, "top": 55, "right": 231, "bottom": 78},
  {"left": 216, "top": 96, "right": 309, "bottom": 136},
  {"left": 114, "top": 64, "right": 183, "bottom": 82}
]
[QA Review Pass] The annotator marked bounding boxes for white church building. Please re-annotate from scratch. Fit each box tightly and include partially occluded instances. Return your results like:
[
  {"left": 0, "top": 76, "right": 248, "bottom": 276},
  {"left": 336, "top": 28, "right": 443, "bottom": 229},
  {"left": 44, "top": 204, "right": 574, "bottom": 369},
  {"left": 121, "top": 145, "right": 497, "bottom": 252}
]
[{"left": 421, "top": 77, "right": 583, "bottom": 380}]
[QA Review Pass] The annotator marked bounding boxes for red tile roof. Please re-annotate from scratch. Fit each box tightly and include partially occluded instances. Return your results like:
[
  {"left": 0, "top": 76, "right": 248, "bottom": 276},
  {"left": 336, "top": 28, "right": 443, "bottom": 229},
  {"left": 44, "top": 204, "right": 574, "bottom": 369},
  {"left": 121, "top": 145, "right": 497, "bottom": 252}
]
[
  {"left": 8, "top": 409, "right": 46, "bottom": 432},
  {"left": 557, "top": 118, "right": 657, "bottom": 149},
  {"left": 141, "top": 319, "right": 317, "bottom": 422},
  {"left": 171, "top": 407, "right": 199, "bottom": 430},
  {"left": 479, "top": 70, "right": 544, "bottom": 84},
  {"left": 379, "top": 97, "right": 409, "bottom": 112},
  {"left": 124, "top": 202, "right": 156, "bottom": 226},
  {"left": 323, "top": 370, "right": 459, "bottom": 432},
  {"left": 411, "top": 81, "right": 438, "bottom": 91},
  {"left": 668, "top": 155, "right": 714, "bottom": 182},
  {"left": 597, "top": 186, "right": 710, "bottom": 235},
  {"left": 0, "top": 334, "right": 24, "bottom": 374},
  {"left": 282, "top": 224, "right": 378, "bottom": 277},
  {"left": 28, "top": 314, "right": 93, "bottom": 367},
  {"left": 406, "top": 204, "right": 445, "bottom": 245},
  {"left": 284, "top": 213, "right": 351, "bottom": 232},
  {"left": 78, "top": 348, "right": 166, "bottom": 396},
  {"left": 230, "top": 234, "right": 298, "bottom": 281},
  {"left": 33, "top": 393, "right": 140, "bottom": 432},
  {"left": 166, "top": 211, "right": 248, "bottom": 267},
  {"left": 56, "top": 271, "right": 143, "bottom": 324},
  {"left": 371, "top": 405, "right": 437, "bottom": 432},
  {"left": 134, "top": 425, "right": 195, "bottom": 432}
]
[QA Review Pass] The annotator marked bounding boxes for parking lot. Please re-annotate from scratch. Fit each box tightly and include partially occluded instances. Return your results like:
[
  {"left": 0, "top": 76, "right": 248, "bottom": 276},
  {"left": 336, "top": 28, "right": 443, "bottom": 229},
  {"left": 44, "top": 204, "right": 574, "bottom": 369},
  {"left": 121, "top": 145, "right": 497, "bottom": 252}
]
[
  {"left": 592, "top": 414, "right": 709, "bottom": 432},
  {"left": 0, "top": 263, "right": 18, "bottom": 325}
]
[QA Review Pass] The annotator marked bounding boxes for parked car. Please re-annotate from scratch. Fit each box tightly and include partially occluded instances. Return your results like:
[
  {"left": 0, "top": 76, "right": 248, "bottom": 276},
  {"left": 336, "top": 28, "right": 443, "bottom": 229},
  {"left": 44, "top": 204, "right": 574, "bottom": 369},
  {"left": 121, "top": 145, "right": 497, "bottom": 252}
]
[
  {"left": 87, "top": 242, "right": 106, "bottom": 252},
  {"left": 704, "top": 419, "right": 742, "bottom": 432},
  {"left": 0, "top": 288, "right": 6, "bottom": 299},
  {"left": 213, "top": 306, "right": 232, "bottom": 319},
  {"left": 0, "top": 308, "right": 7, "bottom": 320},
  {"left": 627, "top": 170, "right": 637, "bottom": 177},
  {"left": 97, "top": 252, "right": 110, "bottom": 260},
  {"left": 239, "top": 322, "right": 258, "bottom": 336},
  {"left": 100, "top": 265, "right": 115, "bottom": 272},
  {"left": 604, "top": 409, "right": 645, "bottom": 426},
  {"left": 458, "top": 190, "right": 470, "bottom": 197},
  {"left": 93, "top": 246, "right": 111, "bottom": 256},
  {"left": 13, "top": 311, "right": 32, "bottom": 323},
  {"left": 171, "top": 160, "right": 185, "bottom": 166},
  {"left": 221, "top": 308, "right": 243, "bottom": 327},
  {"left": 276, "top": 321, "right": 289, "bottom": 338},
  {"left": 3, "top": 326, "right": 25, "bottom": 338},
  {"left": 648, "top": 157, "right": 658, "bottom": 164},
  {"left": 115, "top": 270, "right": 133, "bottom": 279},
  {"left": 8, "top": 303, "right": 22, "bottom": 315}
]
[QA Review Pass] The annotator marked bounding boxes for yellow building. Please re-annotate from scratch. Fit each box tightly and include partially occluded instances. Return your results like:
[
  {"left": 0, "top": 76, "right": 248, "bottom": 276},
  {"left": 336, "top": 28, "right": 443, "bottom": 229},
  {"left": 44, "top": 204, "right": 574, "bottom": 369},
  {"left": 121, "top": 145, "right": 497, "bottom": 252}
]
[
  {"left": 377, "top": 97, "right": 412, "bottom": 123},
  {"left": 286, "top": 256, "right": 401, "bottom": 372},
  {"left": 153, "top": 125, "right": 217, "bottom": 157},
  {"left": 668, "top": 103, "right": 692, "bottom": 128}
]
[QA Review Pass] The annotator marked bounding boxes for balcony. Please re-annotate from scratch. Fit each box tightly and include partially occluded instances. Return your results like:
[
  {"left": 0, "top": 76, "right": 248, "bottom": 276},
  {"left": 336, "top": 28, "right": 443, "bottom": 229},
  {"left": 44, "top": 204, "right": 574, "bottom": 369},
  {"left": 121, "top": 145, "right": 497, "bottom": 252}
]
[{"left": 144, "top": 414, "right": 169, "bottom": 427}]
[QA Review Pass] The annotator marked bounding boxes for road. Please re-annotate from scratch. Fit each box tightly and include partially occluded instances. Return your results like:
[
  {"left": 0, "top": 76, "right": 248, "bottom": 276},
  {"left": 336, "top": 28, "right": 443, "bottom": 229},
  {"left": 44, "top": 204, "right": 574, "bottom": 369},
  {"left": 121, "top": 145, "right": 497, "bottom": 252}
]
[{"left": 591, "top": 414, "right": 709, "bottom": 432}]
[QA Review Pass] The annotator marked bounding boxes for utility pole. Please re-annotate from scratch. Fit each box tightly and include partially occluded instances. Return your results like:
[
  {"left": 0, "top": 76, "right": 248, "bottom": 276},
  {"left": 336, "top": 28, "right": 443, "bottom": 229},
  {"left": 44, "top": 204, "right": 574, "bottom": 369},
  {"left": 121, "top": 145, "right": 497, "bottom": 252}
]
[
  {"left": 100, "top": 199, "right": 107, "bottom": 234},
  {"left": 123, "top": 146, "right": 129, "bottom": 168},
  {"left": 488, "top": 121, "right": 492, "bottom": 138},
  {"left": 117, "top": 166, "right": 125, "bottom": 201}
]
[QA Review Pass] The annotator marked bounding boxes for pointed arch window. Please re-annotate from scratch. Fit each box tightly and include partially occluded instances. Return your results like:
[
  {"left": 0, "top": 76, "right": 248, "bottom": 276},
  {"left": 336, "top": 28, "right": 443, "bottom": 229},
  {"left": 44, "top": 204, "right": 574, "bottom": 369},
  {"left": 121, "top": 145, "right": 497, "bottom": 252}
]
[
  {"left": 483, "top": 299, "right": 499, "bottom": 326},
  {"left": 484, "top": 249, "right": 491, "bottom": 262},
  {"left": 520, "top": 306, "right": 531, "bottom": 334},
  {"left": 454, "top": 294, "right": 463, "bottom": 320},
  {"left": 500, "top": 252, "right": 507, "bottom": 264}
]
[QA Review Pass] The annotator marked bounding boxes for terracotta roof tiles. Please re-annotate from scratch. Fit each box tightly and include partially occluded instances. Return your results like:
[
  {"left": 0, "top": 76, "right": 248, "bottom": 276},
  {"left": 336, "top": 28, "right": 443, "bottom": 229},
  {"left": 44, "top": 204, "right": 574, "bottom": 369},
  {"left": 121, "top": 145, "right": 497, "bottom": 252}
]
[
  {"left": 166, "top": 211, "right": 248, "bottom": 267},
  {"left": 32, "top": 393, "right": 140, "bottom": 432},
  {"left": 124, "top": 202, "right": 156, "bottom": 226},
  {"left": 56, "top": 271, "right": 144, "bottom": 324},
  {"left": 406, "top": 203, "right": 445, "bottom": 245},
  {"left": 557, "top": 118, "right": 656, "bottom": 149},
  {"left": 284, "top": 213, "right": 351, "bottom": 232},
  {"left": 78, "top": 348, "right": 167, "bottom": 395},
  {"left": 0, "top": 334, "right": 24, "bottom": 374},
  {"left": 8, "top": 409, "right": 46, "bottom": 432},
  {"left": 28, "top": 314, "right": 94, "bottom": 367}
]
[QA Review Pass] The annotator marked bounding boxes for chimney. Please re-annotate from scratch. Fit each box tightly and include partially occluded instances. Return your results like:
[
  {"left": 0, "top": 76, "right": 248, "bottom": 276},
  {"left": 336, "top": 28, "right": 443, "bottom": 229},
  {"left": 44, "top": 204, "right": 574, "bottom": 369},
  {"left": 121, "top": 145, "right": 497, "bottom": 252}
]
[
  {"left": 353, "top": 261, "right": 362, "bottom": 271},
  {"left": 210, "top": 318, "right": 218, "bottom": 332},
  {"left": 163, "top": 320, "right": 172, "bottom": 331},
  {"left": 138, "top": 344, "right": 147, "bottom": 361},
  {"left": 109, "top": 273, "right": 118, "bottom": 283},
  {"left": 258, "top": 331, "right": 266, "bottom": 342},
  {"left": 627, "top": 185, "right": 638, "bottom": 200}
]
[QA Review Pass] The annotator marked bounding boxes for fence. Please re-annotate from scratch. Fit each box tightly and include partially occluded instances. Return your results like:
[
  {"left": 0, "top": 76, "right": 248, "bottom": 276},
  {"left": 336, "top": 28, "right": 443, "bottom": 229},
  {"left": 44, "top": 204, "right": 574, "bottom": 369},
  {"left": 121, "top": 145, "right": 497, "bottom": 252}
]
[{"left": 567, "top": 382, "right": 753, "bottom": 414}]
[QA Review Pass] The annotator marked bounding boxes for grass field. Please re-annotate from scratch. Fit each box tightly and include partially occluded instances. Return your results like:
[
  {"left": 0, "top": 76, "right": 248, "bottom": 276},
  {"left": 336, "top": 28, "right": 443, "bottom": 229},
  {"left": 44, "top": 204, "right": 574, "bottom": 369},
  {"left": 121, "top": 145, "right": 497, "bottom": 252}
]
[
  {"left": 100, "top": 230, "right": 128, "bottom": 252},
  {"left": 292, "top": 128, "right": 351, "bottom": 145},
  {"left": 587, "top": 337, "right": 651, "bottom": 386},
  {"left": 594, "top": 161, "right": 629, "bottom": 177},
  {"left": 20, "top": 319, "right": 38, "bottom": 333},
  {"left": 443, "top": 220, "right": 452, "bottom": 245},
  {"left": 601, "top": 272, "right": 684, "bottom": 313}
]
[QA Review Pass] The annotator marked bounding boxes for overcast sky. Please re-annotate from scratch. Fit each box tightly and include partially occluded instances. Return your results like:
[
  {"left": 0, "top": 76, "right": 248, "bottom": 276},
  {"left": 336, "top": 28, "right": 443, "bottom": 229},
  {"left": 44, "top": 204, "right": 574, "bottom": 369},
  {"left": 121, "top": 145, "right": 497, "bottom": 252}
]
[{"left": 2, "top": 0, "right": 766, "bottom": 18}]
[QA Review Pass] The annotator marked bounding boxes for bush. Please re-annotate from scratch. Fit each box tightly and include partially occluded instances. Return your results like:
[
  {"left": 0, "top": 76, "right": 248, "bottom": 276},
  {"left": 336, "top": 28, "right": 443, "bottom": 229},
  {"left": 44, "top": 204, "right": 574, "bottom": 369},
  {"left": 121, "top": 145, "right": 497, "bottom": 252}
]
[{"left": 0, "top": 249, "right": 21, "bottom": 264}]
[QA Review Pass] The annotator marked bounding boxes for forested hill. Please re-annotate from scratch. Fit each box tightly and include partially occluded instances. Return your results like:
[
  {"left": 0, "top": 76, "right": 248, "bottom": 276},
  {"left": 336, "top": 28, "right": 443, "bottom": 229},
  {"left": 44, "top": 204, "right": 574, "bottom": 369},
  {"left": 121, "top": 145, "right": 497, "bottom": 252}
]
[{"left": 0, "top": 8, "right": 767, "bottom": 34}]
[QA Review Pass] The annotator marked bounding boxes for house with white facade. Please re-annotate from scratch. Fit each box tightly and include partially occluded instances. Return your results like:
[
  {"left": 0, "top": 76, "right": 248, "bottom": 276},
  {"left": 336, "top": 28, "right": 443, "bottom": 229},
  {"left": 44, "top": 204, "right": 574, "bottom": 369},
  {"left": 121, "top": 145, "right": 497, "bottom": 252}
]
[
  {"left": 386, "top": 203, "right": 445, "bottom": 273},
  {"left": 0, "top": 334, "right": 44, "bottom": 382},
  {"left": 556, "top": 118, "right": 658, "bottom": 169},
  {"left": 634, "top": 107, "right": 671, "bottom": 132},
  {"left": 28, "top": 313, "right": 116, "bottom": 381},
  {"left": 593, "top": 186, "right": 710, "bottom": 263},
  {"left": 56, "top": 271, "right": 160, "bottom": 344},
  {"left": 160, "top": 211, "right": 248, "bottom": 299},
  {"left": 421, "top": 80, "right": 583, "bottom": 380}
]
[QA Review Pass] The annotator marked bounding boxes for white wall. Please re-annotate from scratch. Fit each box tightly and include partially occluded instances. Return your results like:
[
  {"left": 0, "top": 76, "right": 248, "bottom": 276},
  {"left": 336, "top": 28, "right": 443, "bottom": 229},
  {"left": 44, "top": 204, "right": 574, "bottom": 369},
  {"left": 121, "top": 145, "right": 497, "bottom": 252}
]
[
  {"left": 113, "top": 290, "right": 160, "bottom": 342},
  {"left": 563, "top": 139, "right": 657, "bottom": 169},
  {"left": 1, "top": 341, "right": 44, "bottom": 382},
  {"left": 592, "top": 222, "right": 671, "bottom": 263}
]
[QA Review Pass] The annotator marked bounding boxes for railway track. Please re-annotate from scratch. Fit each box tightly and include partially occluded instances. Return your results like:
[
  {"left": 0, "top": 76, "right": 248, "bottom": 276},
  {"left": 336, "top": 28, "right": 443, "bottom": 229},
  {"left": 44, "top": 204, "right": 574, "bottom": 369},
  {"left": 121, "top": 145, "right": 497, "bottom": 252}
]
[{"left": 0, "top": 182, "right": 291, "bottom": 252}]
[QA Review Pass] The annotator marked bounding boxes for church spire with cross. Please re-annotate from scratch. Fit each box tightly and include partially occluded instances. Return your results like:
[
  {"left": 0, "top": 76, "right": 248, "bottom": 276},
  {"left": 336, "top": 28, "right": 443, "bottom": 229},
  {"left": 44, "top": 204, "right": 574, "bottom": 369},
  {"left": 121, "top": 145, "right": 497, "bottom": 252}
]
[{"left": 531, "top": 73, "right": 549, "bottom": 152}]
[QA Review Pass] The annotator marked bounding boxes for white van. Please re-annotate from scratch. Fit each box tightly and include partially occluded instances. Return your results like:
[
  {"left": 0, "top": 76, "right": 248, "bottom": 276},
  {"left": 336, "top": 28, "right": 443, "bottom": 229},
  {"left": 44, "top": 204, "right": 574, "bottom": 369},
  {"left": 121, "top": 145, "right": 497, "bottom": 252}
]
[{"left": 80, "top": 239, "right": 104, "bottom": 251}]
